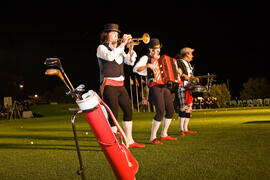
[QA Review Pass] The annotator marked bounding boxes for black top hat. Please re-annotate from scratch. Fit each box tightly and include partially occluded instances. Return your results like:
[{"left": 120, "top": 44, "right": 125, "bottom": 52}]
[
  {"left": 148, "top": 38, "right": 162, "bottom": 49},
  {"left": 103, "top": 23, "right": 121, "bottom": 33}
]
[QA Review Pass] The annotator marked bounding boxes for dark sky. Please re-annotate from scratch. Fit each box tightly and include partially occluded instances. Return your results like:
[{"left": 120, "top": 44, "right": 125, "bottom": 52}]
[{"left": 0, "top": 1, "right": 268, "bottom": 98}]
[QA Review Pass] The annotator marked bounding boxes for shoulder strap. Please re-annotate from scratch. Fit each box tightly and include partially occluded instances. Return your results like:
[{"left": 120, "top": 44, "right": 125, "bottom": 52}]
[{"left": 147, "top": 55, "right": 153, "bottom": 64}]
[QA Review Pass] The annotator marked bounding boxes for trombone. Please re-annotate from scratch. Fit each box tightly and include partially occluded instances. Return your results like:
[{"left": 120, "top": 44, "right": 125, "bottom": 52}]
[{"left": 118, "top": 33, "right": 150, "bottom": 47}]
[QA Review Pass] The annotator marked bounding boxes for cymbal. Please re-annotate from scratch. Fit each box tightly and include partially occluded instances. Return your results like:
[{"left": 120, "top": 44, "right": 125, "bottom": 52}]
[{"left": 196, "top": 74, "right": 216, "bottom": 79}]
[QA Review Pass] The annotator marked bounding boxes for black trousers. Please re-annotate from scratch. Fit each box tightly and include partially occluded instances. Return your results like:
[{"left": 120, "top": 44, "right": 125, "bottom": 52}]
[
  {"left": 103, "top": 85, "right": 132, "bottom": 126},
  {"left": 149, "top": 85, "right": 174, "bottom": 121}
]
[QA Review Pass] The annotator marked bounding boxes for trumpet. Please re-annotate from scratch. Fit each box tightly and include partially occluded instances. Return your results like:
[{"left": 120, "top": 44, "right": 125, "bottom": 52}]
[{"left": 118, "top": 33, "right": 150, "bottom": 47}]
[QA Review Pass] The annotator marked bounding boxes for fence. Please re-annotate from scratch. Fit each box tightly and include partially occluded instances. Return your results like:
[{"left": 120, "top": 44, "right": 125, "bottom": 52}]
[{"left": 225, "top": 98, "right": 270, "bottom": 107}]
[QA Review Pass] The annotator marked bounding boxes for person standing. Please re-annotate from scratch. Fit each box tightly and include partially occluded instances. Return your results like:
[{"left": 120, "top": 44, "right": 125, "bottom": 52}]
[
  {"left": 133, "top": 38, "right": 178, "bottom": 145},
  {"left": 174, "top": 47, "right": 198, "bottom": 136},
  {"left": 97, "top": 23, "right": 145, "bottom": 148}
]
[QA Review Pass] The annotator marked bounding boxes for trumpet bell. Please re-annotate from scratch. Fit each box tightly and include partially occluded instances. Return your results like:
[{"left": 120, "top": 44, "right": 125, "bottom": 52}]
[
  {"left": 118, "top": 33, "right": 150, "bottom": 47},
  {"left": 142, "top": 33, "right": 150, "bottom": 44}
]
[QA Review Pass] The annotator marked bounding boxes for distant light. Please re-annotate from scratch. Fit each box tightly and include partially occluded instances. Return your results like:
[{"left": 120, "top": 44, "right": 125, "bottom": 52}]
[
  {"left": 19, "top": 84, "right": 24, "bottom": 88},
  {"left": 34, "top": 94, "right": 38, "bottom": 98}
]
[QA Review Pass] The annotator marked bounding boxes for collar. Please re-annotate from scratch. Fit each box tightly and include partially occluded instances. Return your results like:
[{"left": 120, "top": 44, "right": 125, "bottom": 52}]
[{"left": 108, "top": 42, "right": 116, "bottom": 49}]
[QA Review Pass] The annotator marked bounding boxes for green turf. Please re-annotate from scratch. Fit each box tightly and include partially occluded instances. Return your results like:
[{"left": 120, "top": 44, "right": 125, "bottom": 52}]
[{"left": 0, "top": 105, "right": 270, "bottom": 180}]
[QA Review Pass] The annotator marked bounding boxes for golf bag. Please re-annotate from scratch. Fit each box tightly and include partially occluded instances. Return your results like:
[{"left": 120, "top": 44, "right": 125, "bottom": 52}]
[
  {"left": 76, "top": 90, "right": 138, "bottom": 180},
  {"left": 44, "top": 58, "right": 138, "bottom": 179}
]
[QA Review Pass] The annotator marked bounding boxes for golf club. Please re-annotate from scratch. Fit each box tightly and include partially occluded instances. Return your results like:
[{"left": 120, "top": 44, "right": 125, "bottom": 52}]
[
  {"left": 45, "top": 58, "right": 76, "bottom": 91},
  {"left": 45, "top": 68, "right": 73, "bottom": 93},
  {"left": 44, "top": 58, "right": 62, "bottom": 69},
  {"left": 44, "top": 58, "right": 81, "bottom": 100}
]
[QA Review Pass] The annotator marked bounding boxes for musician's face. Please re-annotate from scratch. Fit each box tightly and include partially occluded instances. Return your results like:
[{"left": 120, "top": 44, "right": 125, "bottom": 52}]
[
  {"left": 149, "top": 48, "right": 160, "bottom": 58},
  {"left": 108, "top": 31, "right": 118, "bottom": 44},
  {"left": 186, "top": 52, "right": 194, "bottom": 62}
]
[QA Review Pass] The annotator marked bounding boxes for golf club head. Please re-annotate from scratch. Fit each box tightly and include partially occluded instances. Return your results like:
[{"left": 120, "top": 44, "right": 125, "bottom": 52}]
[
  {"left": 44, "top": 58, "right": 62, "bottom": 69},
  {"left": 44, "top": 59, "right": 79, "bottom": 99},
  {"left": 45, "top": 68, "right": 64, "bottom": 80}
]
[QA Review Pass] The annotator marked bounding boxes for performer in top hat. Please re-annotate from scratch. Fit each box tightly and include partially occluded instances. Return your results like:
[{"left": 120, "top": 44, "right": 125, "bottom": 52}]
[
  {"left": 133, "top": 38, "right": 178, "bottom": 145},
  {"left": 174, "top": 47, "right": 199, "bottom": 136},
  {"left": 97, "top": 23, "right": 145, "bottom": 148}
]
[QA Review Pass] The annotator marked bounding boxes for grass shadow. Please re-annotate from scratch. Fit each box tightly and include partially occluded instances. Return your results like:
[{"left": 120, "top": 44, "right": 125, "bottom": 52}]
[
  {"left": 0, "top": 143, "right": 101, "bottom": 151},
  {"left": 0, "top": 134, "right": 96, "bottom": 141},
  {"left": 22, "top": 127, "right": 92, "bottom": 133},
  {"left": 242, "top": 120, "right": 270, "bottom": 124}
]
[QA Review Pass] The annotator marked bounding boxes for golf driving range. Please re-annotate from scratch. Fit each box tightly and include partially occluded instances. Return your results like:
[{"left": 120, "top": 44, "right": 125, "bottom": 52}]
[{"left": 0, "top": 105, "right": 269, "bottom": 180}]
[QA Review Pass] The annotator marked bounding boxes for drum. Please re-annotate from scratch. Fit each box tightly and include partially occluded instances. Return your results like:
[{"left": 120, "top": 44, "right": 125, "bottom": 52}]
[{"left": 193, "top": 85, "right": 207, "bottom": 92}]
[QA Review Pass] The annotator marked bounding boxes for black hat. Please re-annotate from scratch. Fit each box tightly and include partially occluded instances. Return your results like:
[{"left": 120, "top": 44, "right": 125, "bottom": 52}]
[
  {"left": 148, "top": 38, "right": 162, "bottom": 49},
  {"left": 103, "top": 23, "right": 121, "bottom": 33}
]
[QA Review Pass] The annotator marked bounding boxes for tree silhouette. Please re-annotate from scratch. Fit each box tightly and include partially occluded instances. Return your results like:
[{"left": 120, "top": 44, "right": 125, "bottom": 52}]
[{"left": 240, "top": 78, "right": 270, "bottom": 99}]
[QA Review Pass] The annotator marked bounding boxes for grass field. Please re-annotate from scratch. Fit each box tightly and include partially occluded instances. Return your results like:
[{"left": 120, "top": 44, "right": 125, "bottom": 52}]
[{"left": 0, "top": 105, "right": 270, "bottom": 180}]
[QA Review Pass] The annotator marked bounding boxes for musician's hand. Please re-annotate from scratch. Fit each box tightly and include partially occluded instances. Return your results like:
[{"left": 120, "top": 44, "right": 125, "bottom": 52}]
[
  {"left": 128, "top": 46, "right": 134, "bottom": 63},
  {"left": 122, "top": 34, "right": 132, "bottom": 46},
  {"left": 182, "top": 74, "right": 189, "bottom": 80},
  {"left": 147, "top": 63, "right": 155, "bottom": 70},
  {"left": 190, "top": 77, "right": 200, "bottom": 83}
]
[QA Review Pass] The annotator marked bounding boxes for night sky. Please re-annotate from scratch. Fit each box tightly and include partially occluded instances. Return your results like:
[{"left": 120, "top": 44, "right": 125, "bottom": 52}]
[{"left": 0, "top": 2, "right": 268, "bottom": 98}]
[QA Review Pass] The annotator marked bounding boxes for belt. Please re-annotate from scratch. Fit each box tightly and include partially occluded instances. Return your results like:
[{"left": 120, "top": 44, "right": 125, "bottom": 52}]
[
  {"left": 101, "top": 78, "right": 124, "bottom": 97},
  {"left": 103, "top": 78, "right": 124, "bottom": 86}
]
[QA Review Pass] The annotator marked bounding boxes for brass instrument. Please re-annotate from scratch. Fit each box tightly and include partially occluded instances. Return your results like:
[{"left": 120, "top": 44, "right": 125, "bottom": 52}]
[{"left": 118, "top": 33, "right": 150, "bottom": 47}]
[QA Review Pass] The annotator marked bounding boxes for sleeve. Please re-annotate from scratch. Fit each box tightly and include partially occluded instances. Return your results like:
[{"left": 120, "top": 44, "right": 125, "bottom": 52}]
[
  {"left": 177, "top": 60, "right": 188, "bottom": 75},
  {"left": 133, "top": 55, "right": 148, "bottom": 76},
  {"left": 96, "top": 44, "right": 125, "bottom": 61},
  {"left": 123, "top": 50, "right": 137, "bottom": 66}
]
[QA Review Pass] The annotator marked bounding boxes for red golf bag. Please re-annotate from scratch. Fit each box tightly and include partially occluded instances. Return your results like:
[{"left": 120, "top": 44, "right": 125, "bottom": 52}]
[{"left": 76, "top": 90, "right": 138, "bottom": 180}]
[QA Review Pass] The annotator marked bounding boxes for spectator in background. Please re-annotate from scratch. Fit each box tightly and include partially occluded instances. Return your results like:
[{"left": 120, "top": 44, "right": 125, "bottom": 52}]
[
  {"left": 141, "top": 97, "right": 148, "bottom": 112},
  {"left": 193, "top": 97, "right": 200, "bottom": 109}
]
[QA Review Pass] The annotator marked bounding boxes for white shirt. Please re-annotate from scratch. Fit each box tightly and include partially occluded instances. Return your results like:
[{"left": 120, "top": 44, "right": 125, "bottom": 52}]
[
  {"left": 181, "top": 59, "right": 194, "bottom": 86},
  {"left": 97, "top": 43, "right": 137, "bottom": 81},
  {"left": 181, "top": 59, "right": 193, "bottom": 77},
  {"left": 133, "top": 55, "right": 160, "bottom": 76}
]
